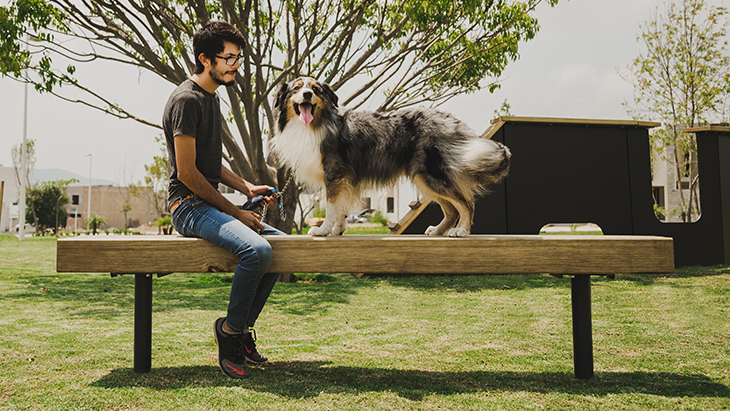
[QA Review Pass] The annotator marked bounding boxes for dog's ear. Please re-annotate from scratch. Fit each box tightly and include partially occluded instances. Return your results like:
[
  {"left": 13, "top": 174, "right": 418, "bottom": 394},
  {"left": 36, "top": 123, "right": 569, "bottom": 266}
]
[
  {"left": 322, "top": 82, "right": 339, "bottom": 108},
  {"left": 274, "top": 82, "right": 288, "bottom": 109}
]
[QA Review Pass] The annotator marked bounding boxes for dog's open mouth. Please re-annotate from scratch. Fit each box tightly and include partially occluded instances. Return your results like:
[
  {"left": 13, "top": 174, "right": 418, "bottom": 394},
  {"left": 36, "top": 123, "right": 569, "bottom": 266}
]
[{"left": 294, "top": 102, "right": 315, "bottom": 125}]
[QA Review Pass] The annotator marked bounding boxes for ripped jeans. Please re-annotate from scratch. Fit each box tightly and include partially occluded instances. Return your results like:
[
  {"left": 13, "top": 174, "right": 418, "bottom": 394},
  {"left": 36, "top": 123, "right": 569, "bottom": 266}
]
[{"left": 171, "top": 196, "right": 285, "bottom": 332}]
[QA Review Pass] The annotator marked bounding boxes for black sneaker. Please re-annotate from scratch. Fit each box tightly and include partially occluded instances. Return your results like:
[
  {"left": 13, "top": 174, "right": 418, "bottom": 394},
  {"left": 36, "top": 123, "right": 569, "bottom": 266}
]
[
  {"left": 243, "top": 329, "right": 268, "bottom": 364},
  {"left": 214, "top": 317, "right": 250, "bottom": 379}
]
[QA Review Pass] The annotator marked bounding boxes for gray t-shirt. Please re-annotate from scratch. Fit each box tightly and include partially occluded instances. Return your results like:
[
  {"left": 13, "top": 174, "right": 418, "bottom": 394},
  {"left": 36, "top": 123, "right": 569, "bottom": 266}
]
[{"left": 163, "top": 79, "right": 222, "bottom": 208}]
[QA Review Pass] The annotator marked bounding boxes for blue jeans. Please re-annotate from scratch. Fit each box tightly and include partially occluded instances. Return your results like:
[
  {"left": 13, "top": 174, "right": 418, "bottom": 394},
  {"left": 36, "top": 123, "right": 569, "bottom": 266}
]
[{"left": 171, "top": 196, "right": 285, "bottom": 332}]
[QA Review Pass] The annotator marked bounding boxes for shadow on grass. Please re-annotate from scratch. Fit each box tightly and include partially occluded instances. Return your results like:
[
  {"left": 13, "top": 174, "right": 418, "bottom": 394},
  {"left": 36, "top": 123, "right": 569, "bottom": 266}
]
[
  {"left": 8, "top": 264, "right": 729, "bottom": 320},
  {"left": 379, "top": 268, "right": 730, "bottom": 292},
  {"left": 1, "top": 272, "right": 365, "bottom": 318},
  {"left": 379, "top": 273, "right": 571, "bottom": 292},
  {"left": 92, "top": 361, "right": 730, "bottom": 400}
]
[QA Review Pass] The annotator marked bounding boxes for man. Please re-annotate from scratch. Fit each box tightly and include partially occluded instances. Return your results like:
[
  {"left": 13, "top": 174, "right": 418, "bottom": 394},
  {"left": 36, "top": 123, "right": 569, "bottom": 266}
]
[{"left": 163, "top": 21, "right": 284, "bottom": 380}]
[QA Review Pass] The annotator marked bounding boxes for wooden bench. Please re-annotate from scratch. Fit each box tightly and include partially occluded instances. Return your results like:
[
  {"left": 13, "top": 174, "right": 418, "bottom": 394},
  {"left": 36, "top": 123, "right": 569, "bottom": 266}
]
[{"left": 56, "top": 234, "right": 674, "bottom": 379}]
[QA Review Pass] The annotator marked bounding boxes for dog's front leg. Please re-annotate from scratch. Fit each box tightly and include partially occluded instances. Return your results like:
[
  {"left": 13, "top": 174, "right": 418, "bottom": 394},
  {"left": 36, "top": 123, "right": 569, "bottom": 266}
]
[
  {"left": 309, "top": 165, "right": 352, "bottom": 236},
  {"left": 308, "top": 198, "right": 348, "bottom": 236}
]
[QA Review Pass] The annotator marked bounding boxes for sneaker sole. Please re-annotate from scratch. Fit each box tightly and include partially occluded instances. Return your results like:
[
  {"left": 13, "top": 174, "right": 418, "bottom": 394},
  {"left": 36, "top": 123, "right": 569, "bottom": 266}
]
[
  {"left": 213, "top": 317, "right": 226, "bottom": 347},
  {"left": 245, "top": 356, "right": 267, "bottom": 365}
]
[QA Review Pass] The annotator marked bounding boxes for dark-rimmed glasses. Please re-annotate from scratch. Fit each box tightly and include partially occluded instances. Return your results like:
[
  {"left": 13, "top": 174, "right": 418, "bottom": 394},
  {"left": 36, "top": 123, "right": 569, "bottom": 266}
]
[{"left": 214, "top": 54, "right": 244, "bottom": 66}]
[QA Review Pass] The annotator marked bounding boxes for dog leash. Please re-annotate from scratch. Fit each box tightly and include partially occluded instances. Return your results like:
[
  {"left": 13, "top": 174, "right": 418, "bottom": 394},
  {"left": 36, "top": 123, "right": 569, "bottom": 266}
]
[{"left": 240, "top": 174, "right": 293, "bottom": 223}]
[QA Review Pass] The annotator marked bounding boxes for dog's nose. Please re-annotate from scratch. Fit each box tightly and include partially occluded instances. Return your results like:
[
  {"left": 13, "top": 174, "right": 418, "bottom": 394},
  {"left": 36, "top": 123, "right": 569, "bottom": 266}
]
[{"left": 303, "top": 91, "right": 312, "bottom": 100}]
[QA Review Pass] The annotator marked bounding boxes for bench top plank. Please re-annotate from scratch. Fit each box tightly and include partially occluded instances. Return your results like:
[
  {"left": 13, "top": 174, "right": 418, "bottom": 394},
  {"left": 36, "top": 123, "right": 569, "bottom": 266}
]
[{"left": 56, "top": 234, "right": 674, "bottom": 275}]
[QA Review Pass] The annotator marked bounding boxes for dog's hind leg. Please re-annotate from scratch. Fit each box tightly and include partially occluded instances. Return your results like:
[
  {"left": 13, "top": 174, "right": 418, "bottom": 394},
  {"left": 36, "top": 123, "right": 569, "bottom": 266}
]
[
  {"left": 446, "top": 200, "right": 474, "bottom": 237},
  {"left": 425, "top": 198, "right": 460, "bottom": 236}
]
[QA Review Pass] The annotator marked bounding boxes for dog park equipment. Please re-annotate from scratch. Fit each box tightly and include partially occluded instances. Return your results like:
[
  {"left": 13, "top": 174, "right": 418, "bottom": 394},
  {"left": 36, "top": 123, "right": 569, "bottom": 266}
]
[
  {"left": 57, "top": 234, "right": 673, "bottom": 380},
  {"left": 393, "top": 117, "right": 730, "bottom": 267}
]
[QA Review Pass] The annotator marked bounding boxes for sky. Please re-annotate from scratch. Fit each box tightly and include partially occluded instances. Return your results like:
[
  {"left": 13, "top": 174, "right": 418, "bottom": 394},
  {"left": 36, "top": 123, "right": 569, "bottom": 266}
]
[{"left": 0, "top": 0, "right": 727, "bottom": 185}]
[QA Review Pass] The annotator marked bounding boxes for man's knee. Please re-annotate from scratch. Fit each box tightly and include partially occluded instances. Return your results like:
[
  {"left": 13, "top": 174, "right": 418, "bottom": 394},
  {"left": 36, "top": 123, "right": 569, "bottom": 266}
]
[{"left": 252, "top": 241, "right": 272, "bottom": 270}]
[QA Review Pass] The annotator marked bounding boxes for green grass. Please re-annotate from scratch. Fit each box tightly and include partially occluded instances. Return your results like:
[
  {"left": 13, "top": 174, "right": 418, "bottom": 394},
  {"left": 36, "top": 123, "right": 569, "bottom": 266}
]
[{"left": 1, "top": 235, "right": 730, "bottom": 410}]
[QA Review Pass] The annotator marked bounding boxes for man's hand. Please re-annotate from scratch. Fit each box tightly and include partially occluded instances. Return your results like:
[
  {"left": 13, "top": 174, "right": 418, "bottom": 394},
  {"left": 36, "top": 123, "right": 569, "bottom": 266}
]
[
  {"left": 249, "top": 185, "right": 279, "bottom": 206},
  {"left": 236, "top": 209, "right": 264, "bottom": 232}
]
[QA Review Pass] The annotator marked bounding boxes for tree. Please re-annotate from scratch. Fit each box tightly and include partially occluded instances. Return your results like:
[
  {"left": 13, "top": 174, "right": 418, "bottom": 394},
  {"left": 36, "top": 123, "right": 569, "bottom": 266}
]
[
  {"left": 86, "top": 215, "right": 107, "bottom": 235},
  {"left": 622, "top": 0, "right": 730, "bottom": 222},
  {"left": 1, "top": 0, "right": 559, "bottom": 232},
  {"left": 154, "top": 216, "right": 174, "bottom": 235},
  {"left": 24, "top": 179, "right": 76, "bottom": 234}
]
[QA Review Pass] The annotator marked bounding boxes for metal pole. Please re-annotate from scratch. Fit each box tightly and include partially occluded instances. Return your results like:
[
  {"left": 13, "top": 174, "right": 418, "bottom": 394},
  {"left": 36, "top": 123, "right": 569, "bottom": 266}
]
[
  {"left": 19, "top": 59, "right": 29, "bottom": 242},
  {"left": 0, "top": 181, "right": 4, "bottom": 229},
  {"left": 86, "top": 154, "right": 92, "bottom": 229},
  {"left": 571, "top": 275, "right": 594, "bottom": 379},
  {"left": 134, "top": 273, "right": 153, "bottom": 373}
]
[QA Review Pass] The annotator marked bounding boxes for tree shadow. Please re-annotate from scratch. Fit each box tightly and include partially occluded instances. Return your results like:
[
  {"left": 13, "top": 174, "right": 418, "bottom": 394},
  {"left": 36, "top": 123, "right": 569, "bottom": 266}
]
[
  {"left": 11, "top": 266, "right": 729, "bottom": 320},
  {"left": 2, "top": 272, "right": 365, "bottom": 318},
  {"left": 377, "top": 273, "right": 571, "bottom": 292},
  {"left": 92, "top": 361, "right": 730, "bottom": 401}
]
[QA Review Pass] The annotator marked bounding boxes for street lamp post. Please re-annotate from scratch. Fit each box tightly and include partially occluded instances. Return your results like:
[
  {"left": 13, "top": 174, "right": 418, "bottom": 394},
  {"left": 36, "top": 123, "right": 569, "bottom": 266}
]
[
  {"left": 18, "top": 42, "right": 29, "bottom": 242},
  {"left": 55, "top": 193, "right": 64, "bottom": 235},
  {"left": 86, "top": 153, "right": 92, "bottom": 230}
]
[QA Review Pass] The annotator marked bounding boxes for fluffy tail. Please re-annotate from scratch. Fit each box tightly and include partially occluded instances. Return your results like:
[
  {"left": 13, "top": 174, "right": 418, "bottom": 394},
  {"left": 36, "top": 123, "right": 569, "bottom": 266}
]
[{"left": 459, "top": 138, "right": 512, "bottom": 189}]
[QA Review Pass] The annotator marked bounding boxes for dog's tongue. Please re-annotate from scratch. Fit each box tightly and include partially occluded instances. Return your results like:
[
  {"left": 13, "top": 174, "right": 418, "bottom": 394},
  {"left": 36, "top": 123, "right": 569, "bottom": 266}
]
[{"left": 299, "top": 104, "right": 314, "bottom": 125}]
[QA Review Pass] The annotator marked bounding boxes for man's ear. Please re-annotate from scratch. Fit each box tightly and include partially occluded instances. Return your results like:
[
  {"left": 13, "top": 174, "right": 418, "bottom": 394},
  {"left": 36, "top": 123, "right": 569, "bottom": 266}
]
[{"left": 198, "top": 53, "right": 211, "bottom": 69}]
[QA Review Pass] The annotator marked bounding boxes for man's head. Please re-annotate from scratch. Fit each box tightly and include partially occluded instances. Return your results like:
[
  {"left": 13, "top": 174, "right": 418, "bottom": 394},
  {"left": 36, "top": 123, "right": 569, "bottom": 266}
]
[{"left": 193, "top": 21, "right": 246, "bottom": 80}]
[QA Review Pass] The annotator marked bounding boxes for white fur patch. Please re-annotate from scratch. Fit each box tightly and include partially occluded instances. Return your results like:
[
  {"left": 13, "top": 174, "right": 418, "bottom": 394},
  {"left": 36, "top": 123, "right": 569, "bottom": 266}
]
[
  {"left": 457, "top": 139, "right": 500, "bottom": 166},
  {"left": 272, "top": 119, "right": 326, "bottom": 188}
]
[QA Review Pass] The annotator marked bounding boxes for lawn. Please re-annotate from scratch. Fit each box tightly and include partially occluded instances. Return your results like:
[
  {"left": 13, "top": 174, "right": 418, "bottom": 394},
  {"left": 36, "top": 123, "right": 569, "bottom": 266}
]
[{"left": 1, "top": 235, "right": 729, "bottom": 410}]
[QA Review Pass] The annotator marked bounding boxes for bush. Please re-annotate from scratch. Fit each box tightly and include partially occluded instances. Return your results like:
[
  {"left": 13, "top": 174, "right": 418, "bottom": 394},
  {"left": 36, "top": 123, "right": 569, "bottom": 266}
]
[
  {"left": 371, "top": 210, "right": 389, "bottom": 226},
  {"left": 154, "top": 216, "right": 174, "bottom": 235},
  {"left": 112, "top": 227, "right": 141, "bottom": 235}
]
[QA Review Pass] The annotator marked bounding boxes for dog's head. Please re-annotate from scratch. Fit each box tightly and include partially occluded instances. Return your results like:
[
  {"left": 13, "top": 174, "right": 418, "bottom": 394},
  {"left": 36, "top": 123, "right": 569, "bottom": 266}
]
[{"left": 274, "top": 77, "right": 338, "bottom": 131}]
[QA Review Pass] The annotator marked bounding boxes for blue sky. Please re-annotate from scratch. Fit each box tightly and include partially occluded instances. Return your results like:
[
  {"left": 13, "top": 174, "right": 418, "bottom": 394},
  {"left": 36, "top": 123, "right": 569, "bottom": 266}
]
[{"left": 1, "top": 0, "right": 727, "bottom": 184}]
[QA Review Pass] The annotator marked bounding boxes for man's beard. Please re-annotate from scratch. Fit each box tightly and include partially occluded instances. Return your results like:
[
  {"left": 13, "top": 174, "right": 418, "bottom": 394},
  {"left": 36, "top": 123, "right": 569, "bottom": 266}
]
[{"left": 211, "top": 67, "right": 236, "bottom": 87}]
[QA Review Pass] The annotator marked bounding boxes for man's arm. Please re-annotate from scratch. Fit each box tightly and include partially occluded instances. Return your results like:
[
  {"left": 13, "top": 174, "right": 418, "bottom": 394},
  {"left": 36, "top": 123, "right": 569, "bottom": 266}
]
[
  {"left": 220, "top": 166, "right": 255, "bottom": 197},
  {"left": 174, "top": 135, "right": 264, "bottom": 232},
  {"left": 220, "top": 166, "right": 277, "bottom": 202}
]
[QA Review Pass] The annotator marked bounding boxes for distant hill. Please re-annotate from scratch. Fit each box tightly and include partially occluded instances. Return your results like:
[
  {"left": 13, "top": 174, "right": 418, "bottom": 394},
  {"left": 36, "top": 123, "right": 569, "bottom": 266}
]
[{"left": 29, "top": 168, "right": 119, "bottom": 187}]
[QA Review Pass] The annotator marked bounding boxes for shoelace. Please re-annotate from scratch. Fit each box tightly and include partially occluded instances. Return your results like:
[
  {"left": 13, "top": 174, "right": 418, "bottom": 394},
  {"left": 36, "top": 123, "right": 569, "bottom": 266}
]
[{"left": 231, "top": 333, "right": 246, "bottom": 363}]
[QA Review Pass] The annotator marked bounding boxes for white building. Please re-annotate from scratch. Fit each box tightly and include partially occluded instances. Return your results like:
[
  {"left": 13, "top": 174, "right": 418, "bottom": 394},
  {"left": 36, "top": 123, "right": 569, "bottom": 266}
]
[
  {"left": 0, "top": 166, "right": 22, "bottom": 233},
  {"left": 651, "top": 137, "right": 700, "bottom": 223}
]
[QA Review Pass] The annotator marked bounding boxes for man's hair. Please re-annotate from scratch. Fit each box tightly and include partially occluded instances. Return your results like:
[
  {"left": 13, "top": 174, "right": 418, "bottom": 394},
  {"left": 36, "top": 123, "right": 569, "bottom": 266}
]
[{"left": 193, "top": 21, "right": 246, "bottom": 74}]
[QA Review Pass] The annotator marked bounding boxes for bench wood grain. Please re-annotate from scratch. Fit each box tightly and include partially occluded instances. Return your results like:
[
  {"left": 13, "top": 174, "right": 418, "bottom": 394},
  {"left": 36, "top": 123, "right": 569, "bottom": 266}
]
[{"left": 57, "top": 234, "right": 674, "bottom": 275}]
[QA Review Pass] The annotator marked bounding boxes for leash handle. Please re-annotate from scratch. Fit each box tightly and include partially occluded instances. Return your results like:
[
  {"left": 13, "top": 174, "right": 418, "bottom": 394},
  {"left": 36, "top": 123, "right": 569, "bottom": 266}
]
[
  {"left": 239, "top": 188, "right": 287, "bottom": 223},
  {"left": 240, "top": 174, "right": 294, "bottom": 224},
  {"left": 240, "top": 189, "right": 279, "bottom": 211}
]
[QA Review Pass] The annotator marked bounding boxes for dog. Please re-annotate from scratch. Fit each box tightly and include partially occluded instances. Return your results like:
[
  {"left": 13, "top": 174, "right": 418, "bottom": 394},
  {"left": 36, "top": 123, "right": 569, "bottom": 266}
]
[{"left": 271, "top": 77, "right": 511, "bottom": 237}]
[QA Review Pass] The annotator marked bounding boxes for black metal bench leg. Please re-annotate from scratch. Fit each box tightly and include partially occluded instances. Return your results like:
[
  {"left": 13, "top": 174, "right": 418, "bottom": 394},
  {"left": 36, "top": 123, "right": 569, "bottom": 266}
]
[
  {"left": 134, "top": 273, "right": 153, "bottom": 373},
  {"left": 571, "top": 275, "right": 594, "bottom": 379}
]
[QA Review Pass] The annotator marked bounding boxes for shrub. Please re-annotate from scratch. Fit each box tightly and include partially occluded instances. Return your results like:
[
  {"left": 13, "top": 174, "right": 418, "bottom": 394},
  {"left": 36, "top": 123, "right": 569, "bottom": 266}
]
[{"left": 371, "top": 210, "right": 389, "bottom": 226}]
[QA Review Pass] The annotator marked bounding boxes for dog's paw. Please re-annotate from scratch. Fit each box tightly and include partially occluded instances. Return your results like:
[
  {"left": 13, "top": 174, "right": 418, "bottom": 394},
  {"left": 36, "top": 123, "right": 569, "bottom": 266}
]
[
  {"left": 447, "top": 227, "right": 469, "bottom": 237},
  {"left": 333, "top": 221, "right": 347, "bottom": 236},
  {"left": 308, "top": 225, "right": 330, "bottom": 236},
  {"left": 425, "top": 225, "right": 440, "bottom": 236}
]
